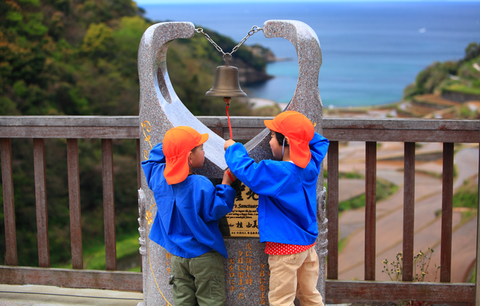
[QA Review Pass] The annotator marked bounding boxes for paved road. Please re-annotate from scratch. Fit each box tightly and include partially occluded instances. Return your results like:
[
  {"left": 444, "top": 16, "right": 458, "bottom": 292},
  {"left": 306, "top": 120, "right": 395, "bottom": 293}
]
[{"left": 330, "top": 143, "right": 478, "bottom": 282}]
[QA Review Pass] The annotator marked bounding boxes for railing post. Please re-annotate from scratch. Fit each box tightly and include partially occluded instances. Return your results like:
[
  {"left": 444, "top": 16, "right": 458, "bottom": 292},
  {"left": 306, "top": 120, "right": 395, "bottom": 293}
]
[
  {"left": 1, "top": 138, "right": 18, "bottom": 266},
  {"left": 475, "top": 142, "right": 480, "bottom": 305},
  {"left": 441, "top": 142, "right": 454, "bottom": 282},
  {"left": 327, "top": 141, "right": 339, "bottom": 280},
  {"left": 402, "top": 142, "right": 415, "bottom": 281},
  {"left": 102, "top": 139, "right": 117, "bottom": 271},
  {"left": 365, "top": 141, "right": 377, "bottom": 281},
  {"left": 67, "top": 139, "right": 83, "bottom": 269},
  {"left": 33, "top": 138, "right": 50, "bottom": 267}
]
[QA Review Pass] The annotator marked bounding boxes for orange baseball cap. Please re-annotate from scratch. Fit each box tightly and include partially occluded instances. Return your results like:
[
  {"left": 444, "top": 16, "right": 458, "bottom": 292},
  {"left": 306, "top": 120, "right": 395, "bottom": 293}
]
[
  {"left": 163, "top": 126, "right": 209, "bottom": 185},
  {"left": 264, "top": 111, "right": 315, "bottom": 168}
]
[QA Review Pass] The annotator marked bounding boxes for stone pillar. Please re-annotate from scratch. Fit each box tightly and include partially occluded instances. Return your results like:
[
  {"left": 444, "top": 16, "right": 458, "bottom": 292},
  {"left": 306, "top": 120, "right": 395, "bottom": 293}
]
[{"left": 137, "top": 20, "right": 325, "bottom": 306}]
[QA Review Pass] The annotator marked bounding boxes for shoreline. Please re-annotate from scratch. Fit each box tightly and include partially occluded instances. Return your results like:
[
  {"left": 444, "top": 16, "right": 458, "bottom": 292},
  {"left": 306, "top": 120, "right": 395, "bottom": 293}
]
[
  {"left": 246, "top": 97, "right": 405, "bottom": 119},
  {"left": 267, "top": 57, "right": 293, "bottom": 63},
  {"left": 246, "top": 96, "right": 480, "bottom": 120}
]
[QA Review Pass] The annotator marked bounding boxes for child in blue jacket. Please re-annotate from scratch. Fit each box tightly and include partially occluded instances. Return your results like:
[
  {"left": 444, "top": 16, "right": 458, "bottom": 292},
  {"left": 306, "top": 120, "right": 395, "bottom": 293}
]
[
  {"left": 224, "top": 111, "right": 329, "bottom": 306},
  {"left": 142, "top": 126, "right": 236, "bottom": 306}
]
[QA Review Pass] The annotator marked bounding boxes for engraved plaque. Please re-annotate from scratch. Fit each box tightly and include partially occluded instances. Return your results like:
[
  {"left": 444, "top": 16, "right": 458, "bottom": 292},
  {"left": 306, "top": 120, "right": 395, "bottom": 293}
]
[{"left": 221, "top": 181, "right": 260, "bottom": 238}]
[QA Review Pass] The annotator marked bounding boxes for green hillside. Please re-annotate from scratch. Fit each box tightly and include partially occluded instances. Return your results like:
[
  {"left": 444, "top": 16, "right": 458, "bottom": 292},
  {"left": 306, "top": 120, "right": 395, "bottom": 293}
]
[
  {"left": 0, "top": 0, "right": 270, "bottom": 117},
  {"left": 0, "top": 0, "right": 270, "bottom": 268},
  {"left": 403, "top": 42, "right": 480, "bottom": 101}
]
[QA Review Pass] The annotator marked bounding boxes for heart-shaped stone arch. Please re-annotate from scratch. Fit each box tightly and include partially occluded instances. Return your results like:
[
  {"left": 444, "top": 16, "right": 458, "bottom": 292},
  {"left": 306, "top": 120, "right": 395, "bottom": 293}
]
[{"left": 137, "top": 20, "right": 326, "bottom": 305}]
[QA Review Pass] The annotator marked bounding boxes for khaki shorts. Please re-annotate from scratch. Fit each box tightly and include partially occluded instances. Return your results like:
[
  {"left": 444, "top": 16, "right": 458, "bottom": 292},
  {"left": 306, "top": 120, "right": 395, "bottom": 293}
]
[{"left": 268, "top": 247, "right": 324, "bottom": 306}]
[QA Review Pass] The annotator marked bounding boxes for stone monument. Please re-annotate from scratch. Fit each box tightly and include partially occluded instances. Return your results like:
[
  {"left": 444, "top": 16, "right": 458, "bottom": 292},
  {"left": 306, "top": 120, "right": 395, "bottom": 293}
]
[{"left": 137, "top": 20, "right": 327, "bottom": 306}]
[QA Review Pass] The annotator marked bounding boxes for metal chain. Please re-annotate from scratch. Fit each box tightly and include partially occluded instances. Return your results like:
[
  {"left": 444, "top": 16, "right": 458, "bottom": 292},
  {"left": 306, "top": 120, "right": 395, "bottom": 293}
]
[{"left": 195, "top": 25, "right": 263, "bottom": 63}]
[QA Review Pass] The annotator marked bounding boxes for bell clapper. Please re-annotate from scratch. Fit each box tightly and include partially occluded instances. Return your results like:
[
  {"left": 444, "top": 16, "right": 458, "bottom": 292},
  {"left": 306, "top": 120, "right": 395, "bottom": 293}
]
[{"left": 223, "top": 97, "right": 231, "bottom": 106}]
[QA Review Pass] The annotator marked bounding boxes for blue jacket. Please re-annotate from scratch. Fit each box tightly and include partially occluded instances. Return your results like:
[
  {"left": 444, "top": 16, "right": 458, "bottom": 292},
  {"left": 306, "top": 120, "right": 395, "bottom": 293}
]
[
  {"left": 142, "top": 143, "right": 236, "bottom": 258},
  {"left": 225, "top": 132, "right": 329, "bottom": 245}
]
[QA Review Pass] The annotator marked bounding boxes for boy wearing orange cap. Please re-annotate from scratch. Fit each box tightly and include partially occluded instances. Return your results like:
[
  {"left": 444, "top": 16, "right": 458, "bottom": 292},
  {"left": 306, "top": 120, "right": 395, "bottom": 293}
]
[
  {"left": 142, "top": 126, "right": 236, "bottom": 306},
  {"left": 224, "top": 111, "right": 329, "bottom": 306}
]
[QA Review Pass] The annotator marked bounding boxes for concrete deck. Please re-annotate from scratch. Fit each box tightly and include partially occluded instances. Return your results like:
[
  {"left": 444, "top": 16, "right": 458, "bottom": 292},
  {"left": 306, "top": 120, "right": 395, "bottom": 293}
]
[{"left": 0, "top": 285, "right": 143, "bottom": 306}]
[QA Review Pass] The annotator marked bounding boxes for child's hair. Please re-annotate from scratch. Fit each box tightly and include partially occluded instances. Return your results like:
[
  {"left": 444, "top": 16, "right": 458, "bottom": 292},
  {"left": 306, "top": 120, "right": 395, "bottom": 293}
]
[{"left": 273, "top": 130, "right": 289, "bottom": 147}]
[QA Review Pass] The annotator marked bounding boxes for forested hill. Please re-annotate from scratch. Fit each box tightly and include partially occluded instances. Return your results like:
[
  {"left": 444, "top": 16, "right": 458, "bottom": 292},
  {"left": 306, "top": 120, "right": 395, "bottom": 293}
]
[
  {"left": 0, "top": 0, "right": 272, "bottom": 268},
  {"left": 403, "top": 42, "right": 480, "bottom": 101},
  {"left": 0, "top": 0, "right": 271, "bottom": 117}
]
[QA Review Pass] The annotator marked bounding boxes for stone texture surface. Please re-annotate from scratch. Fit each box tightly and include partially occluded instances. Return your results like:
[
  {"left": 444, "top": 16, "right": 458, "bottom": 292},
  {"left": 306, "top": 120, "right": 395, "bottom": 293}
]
[{"left": 137, "top": 20, "right": 325, "bottom": 305}]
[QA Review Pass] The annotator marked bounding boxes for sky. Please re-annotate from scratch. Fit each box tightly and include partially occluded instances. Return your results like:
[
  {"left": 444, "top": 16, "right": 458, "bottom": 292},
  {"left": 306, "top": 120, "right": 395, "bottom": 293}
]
[{"left": 136, "top": 0, "right": 480, "bottom": 4}]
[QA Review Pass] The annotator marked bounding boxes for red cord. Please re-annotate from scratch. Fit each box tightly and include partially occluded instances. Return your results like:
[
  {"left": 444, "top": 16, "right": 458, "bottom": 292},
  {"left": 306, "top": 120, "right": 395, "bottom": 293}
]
[
  {"left": 226, "top": 104, "right": 233, "bottom": 139},
  {"left": 226, "top": 169, "right": 235, "bottom": 182}
]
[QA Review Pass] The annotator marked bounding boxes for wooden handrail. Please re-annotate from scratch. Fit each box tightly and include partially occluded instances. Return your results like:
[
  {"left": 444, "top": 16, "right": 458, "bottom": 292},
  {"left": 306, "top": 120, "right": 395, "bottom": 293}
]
[
  {"left": 0, "top": 116, "right": 479, "bottom": 142},
  {"left": 0, "top": 116, "right": 478, "bottom": 303}
]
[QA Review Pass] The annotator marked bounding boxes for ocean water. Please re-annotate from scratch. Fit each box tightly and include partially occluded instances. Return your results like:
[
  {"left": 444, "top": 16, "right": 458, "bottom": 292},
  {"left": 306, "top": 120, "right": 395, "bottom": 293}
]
[{"left": 142, "top": 2, "right": 480, "bottom": 107}]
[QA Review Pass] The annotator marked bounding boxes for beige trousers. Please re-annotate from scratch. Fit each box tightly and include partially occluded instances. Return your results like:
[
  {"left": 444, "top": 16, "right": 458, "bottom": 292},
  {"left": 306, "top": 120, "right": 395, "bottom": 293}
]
[{"left": 268, "top": 247, "right": 324, "bottom": 306}]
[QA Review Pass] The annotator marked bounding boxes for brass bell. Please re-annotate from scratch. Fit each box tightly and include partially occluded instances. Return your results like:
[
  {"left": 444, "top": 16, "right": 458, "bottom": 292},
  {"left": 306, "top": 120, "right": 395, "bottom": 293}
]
[{"left": 206, "top": 65, "right": 247, "bottom": 98}]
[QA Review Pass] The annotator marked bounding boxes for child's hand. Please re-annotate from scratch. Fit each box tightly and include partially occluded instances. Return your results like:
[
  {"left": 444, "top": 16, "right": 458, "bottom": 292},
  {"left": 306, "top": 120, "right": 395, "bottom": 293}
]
[
  {"left": 224, "top": 139, "right": 236, "bottom": 151},
  {"left": 222, "top": 169, "right": 236, "bottom": 185}
]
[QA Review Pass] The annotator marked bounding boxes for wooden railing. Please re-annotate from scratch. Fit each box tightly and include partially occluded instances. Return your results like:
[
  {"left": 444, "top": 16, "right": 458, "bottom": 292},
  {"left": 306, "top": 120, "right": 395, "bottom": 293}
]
[{"left": 0, "top": 116, "right": 479, "bottom": 304}]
